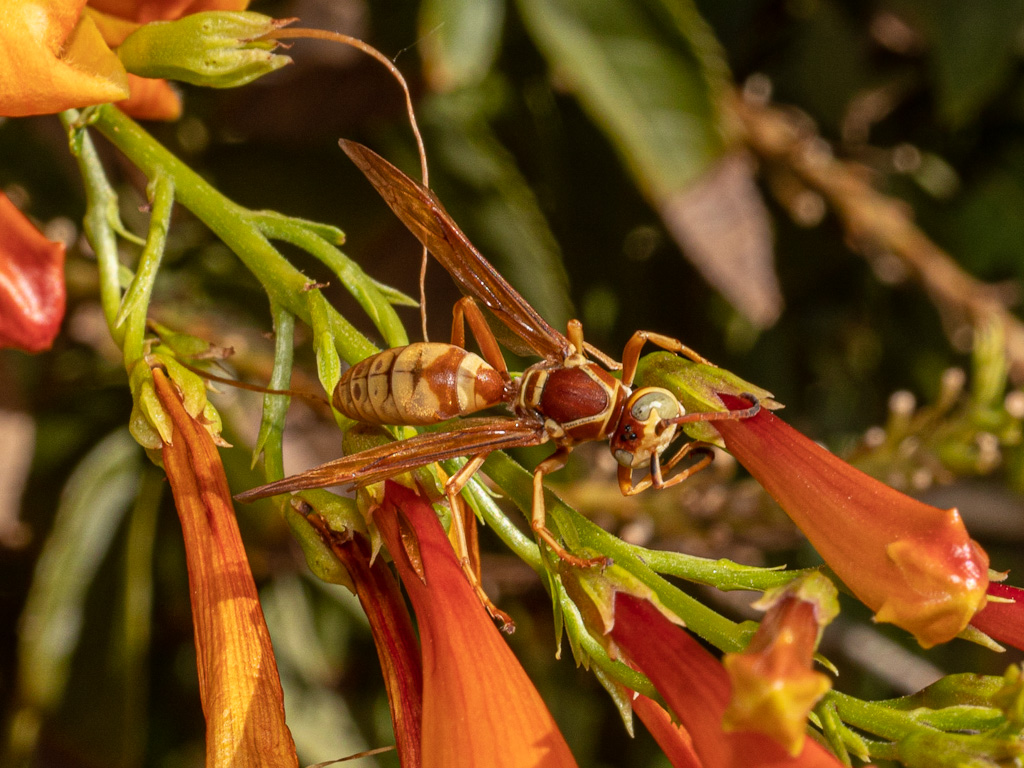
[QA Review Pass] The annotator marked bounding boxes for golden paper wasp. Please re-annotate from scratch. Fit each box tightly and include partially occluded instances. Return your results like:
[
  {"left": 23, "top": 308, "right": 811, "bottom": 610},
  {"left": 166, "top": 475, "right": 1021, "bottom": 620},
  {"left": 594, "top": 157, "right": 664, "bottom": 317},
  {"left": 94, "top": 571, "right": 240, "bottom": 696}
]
[{"left": 237, "top": 140, "right": 760, "bottom": 583}]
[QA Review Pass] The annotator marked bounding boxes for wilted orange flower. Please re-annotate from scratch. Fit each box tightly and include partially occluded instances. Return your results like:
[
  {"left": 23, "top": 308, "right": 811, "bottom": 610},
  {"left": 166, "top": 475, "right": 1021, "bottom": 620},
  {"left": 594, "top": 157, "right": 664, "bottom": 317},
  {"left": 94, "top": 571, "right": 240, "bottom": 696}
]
[
  {"left": 375, "top": 481, "right": 578, "bottom": 768},
  {"left": 970, "top": 583, "right": 1024, "bottom": 652},
  {"left": 714, "top": 394, "right": 990, "bottom": 648},
  {"left": 610, "top": 592, "right": 844, "bottom": 768},
  {"left": 0, "top": 191, "right": 66, "bottom": 353},
  {"left": 153, "top": 368, "right": 298, "bottom": 768},
  {"left": 722, "top": 575, "right": 836, "bottom": 755}
]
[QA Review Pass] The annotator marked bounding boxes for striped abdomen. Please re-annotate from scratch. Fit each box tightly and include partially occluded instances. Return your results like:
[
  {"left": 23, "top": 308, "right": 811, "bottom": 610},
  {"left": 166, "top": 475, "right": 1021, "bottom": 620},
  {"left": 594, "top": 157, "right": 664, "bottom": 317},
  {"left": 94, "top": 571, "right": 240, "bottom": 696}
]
[{"left": 333, "top": 343, "right": 508, "bottom": 426}]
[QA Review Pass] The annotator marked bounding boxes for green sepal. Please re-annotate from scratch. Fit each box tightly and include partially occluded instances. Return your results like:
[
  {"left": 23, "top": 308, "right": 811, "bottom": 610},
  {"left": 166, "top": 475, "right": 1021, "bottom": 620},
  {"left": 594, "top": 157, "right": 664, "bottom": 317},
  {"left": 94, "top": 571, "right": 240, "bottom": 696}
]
[
  {"left": 117, "top": 12, "right": 293, "bottom": 89},
  {"left": 634, "top": 351, "right": 781, "bottom": 442}
]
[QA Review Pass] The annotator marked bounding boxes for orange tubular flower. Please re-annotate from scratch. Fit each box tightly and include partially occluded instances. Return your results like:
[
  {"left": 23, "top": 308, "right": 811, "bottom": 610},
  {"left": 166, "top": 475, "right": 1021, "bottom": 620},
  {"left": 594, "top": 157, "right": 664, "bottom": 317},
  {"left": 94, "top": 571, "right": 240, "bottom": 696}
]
[
  {"left": 714, "top": 395, "right": 990, "bottom": 648},
  {"left": 153, "top": 368, "right": 298, "bottom": 768},
  {"left": 0, "top": 192, "right": 66, "bottom": 353},
  {"left": 721, "top": 576, "right": 836, "bottom": 755},
  {"left": 375, "top": 481, "right": 579, "bottom": 768},
  {"left": 610, "top": 593, "right": 844, "bottom": 768},
  {"left": 970, "top": 583, "right": 1024, "bottom": 652}
]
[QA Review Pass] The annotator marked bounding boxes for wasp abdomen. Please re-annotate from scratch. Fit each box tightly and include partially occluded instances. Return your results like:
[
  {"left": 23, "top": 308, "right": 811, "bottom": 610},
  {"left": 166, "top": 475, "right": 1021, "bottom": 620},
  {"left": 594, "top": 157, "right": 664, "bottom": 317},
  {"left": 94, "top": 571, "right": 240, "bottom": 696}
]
[{"left": 333, "top": 343, "right": 507, "bottom": 426}]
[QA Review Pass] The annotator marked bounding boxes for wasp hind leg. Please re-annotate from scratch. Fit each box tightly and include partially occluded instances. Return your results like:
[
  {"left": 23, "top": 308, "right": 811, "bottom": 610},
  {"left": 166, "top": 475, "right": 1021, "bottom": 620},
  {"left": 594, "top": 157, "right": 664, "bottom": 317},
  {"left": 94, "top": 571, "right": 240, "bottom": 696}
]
[
  {"left": 444, "top": 454, "right": 515, "bottom": 633},
  {"left": 531, "top": 448, "right": 611, "bottom": 569}
]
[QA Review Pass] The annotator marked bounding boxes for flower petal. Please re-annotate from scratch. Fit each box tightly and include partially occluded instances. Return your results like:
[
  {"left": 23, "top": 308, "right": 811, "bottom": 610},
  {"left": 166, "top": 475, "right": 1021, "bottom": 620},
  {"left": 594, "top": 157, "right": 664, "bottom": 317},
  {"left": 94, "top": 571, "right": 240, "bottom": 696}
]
[
  {"left": 376, "top": 481, "right": 578, "bottom": 768},
  {"left": 0, "top": 192, "right": 66, "bottom": 352},
  {"left": 970, "top": 583, "right": 1024, "bottom": 652},
  {"left": 118, "top": 73, "right": 182, "bottom": 120},
  {"left": 0, "top": 1, "right": 129, "bottom": 116},
  {"left": 714, "top": 396, "right": 989, "bottom": 648},
  {"left": 153, "top": 368, "right": 297, "bottom": 768},
  {"left": 87, "top": 0, "right": 251, "bottom": 24},
  {"left": 633, "top": 694, "right": 702, "bottom": 768}
]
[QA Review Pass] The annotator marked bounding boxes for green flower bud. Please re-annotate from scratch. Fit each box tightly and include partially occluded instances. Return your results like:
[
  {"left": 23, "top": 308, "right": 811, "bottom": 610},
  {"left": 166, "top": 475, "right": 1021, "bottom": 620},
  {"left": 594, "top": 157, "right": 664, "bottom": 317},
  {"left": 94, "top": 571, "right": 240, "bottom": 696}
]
[{"left": 116, "top": 12, "right": 292, "bottom": 89}]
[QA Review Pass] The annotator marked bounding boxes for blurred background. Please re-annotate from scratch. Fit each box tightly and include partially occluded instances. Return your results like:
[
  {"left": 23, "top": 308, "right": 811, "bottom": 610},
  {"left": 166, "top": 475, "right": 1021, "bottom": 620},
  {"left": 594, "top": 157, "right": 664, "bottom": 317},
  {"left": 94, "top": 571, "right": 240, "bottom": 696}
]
[{"left": 3, "top": 0, "right": 1024, "bottom": 765}]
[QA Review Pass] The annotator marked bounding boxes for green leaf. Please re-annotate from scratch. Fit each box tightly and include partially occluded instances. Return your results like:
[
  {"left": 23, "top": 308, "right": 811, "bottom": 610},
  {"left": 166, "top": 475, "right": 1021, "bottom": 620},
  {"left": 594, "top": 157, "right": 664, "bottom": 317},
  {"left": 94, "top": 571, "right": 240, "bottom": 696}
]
[
  {"left": 900, "top": 0, "right": 1024, "bottom": 126},
  {"left": 15, "top": 431, "right": 142, "bottom": 716},
  {"left": 518, "top": 0, "right": 727, "bottom": 200},
  {"left": 419, "top": 0, "right": 507, "bottom": 91}
]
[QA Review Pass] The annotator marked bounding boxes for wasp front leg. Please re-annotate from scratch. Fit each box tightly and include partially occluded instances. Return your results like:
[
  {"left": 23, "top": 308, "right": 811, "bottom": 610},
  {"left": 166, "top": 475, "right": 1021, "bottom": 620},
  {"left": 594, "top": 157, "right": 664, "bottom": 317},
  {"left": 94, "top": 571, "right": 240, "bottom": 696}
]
[{"left": 617, "top": 441, "right": 715, "bottom": 496}]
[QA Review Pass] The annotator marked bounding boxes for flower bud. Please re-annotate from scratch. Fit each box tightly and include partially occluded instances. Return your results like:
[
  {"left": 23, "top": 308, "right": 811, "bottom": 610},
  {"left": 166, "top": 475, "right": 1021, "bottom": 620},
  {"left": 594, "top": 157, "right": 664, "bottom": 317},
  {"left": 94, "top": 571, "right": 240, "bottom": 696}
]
[
  {"left": 116, "top": 12, "right": 292, "bottom": 89},
  {"left": 722, "top": 574, "right": 838, "bottom": 754}
]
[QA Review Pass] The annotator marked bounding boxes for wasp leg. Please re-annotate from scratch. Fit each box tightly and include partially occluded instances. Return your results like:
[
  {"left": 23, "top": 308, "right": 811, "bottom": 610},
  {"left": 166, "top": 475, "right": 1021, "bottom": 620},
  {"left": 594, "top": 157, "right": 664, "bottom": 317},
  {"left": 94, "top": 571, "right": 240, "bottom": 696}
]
[
  {"left": 451, "top": 296, "right": 510, "bottom": 377},
  {"left": 620, "top": 331, "right": 715, "bottom": 387},
  {"left": 531, "top": 447, "right": 610, "bottom": 569},
  {"left": 617, "top": 442, "right": 716, "bottom": 496},
  {"left": 445, "top": 454, "right": 515, "bottom": 632}
]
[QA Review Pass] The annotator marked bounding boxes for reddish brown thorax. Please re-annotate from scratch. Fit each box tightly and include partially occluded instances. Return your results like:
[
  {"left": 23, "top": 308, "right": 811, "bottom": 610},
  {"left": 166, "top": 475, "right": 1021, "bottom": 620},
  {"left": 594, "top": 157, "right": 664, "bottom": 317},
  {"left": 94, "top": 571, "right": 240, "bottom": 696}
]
[{"left": 518, "top": 360, "right": 628, "bottom": 442}]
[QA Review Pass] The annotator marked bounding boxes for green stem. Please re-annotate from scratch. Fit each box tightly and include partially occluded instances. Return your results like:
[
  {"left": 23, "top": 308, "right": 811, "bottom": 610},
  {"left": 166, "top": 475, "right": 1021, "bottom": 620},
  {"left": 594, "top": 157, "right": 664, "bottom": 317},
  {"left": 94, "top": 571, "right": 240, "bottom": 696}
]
[
  {"left": 86, "top": 104, "right": 377, "bottom": 365},
  {"left": 61, "top": 110, "right": 129, "bottom": 344},
  {"left": 254, "top": 211, "right": 408, "bottom": 349},
  {"left": 121, "top": 173, "right": 174, "bottom": 371},
  {"left": 638, "top": 547, "right": 811, "bottom": 592},
  {"left": 827, "top": 690, "right": 935, "bottom": 742},
  {"left": 255, "top": 301, "right": 295, "bottom": 482},
  {"left": 481, "top": 451, "right": 751, "bottom": 652}
]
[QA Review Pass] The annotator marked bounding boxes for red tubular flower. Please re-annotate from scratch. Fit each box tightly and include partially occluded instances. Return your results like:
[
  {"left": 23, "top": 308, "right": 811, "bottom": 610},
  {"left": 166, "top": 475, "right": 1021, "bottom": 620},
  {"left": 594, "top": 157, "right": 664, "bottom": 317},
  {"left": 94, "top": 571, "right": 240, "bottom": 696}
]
[
  {"left": 714, "top": 395, "right": 989, "bottom": 648},
  {"left": 375, "top": 481, "right": 578, "bottom": 768},
  {"left": 970, "top": 583, "right": 1024, "bottom": 652},
  {"left": 153, "top": 369, "right": 298, "bottom": 768},
  {"left": 312, "top": 517, "right": 423, "bottom": 767},
  {"left": 632, "top": 694, "right": 702, "bottom": 768},
  {"left": 0, "top": 192, "right": 66, "bottom": 353},
  {"left": 721, "top": 576, "right": 836, "bottom": 755},
  {"left": 611, "top": 593, "right": 843, "bottom": 768}
]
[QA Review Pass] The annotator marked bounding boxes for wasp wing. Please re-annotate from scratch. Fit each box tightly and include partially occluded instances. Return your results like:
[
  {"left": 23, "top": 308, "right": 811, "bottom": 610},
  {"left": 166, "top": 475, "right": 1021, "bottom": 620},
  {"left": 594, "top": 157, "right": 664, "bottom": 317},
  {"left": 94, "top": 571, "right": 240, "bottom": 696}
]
[
  {"left": 235, "top": 418, "right": 547, "bottom": 502},
  {"left": 339, "top": 138, "right": 571, "bottom": 360}
]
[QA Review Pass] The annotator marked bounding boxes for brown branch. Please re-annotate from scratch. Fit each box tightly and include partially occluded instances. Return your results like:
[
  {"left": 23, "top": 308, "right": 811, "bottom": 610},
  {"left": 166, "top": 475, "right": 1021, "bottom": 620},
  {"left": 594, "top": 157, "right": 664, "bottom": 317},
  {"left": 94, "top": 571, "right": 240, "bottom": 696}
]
[{"left": 731, "top": 93, "right": 1024, "bottom": 382}]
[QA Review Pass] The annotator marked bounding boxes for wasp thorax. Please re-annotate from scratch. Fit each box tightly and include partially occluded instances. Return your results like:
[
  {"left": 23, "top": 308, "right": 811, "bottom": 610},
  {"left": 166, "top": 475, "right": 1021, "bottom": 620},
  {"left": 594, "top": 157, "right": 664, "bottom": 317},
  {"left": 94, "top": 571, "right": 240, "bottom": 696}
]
[{"left": 610, "top": 387, "right": 682, "bottom": 469}]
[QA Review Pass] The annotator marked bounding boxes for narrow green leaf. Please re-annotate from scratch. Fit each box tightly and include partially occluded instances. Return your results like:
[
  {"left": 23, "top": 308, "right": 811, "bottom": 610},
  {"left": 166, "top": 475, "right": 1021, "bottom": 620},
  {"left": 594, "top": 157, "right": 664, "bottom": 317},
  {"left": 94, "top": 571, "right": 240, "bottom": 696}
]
[
  {"left": 518, "top": 0, "right": 726, "bottom": 200},
  {"left": 253, "top": 302, "right": 294, "bottom": 477},
  {"left": 419, "top": 0, "right": 506, "bottom": 91},
  {"left": 15, "top": 430, "right": 141, "bottom": 716}
]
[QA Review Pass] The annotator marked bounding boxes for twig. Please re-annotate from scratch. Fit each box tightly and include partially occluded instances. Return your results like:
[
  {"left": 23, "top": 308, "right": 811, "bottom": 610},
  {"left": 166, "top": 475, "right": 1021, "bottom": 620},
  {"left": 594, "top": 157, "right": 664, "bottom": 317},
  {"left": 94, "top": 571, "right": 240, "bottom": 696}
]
[{"left": 732, "top": 93, "right": 1024, "bottom": 383}]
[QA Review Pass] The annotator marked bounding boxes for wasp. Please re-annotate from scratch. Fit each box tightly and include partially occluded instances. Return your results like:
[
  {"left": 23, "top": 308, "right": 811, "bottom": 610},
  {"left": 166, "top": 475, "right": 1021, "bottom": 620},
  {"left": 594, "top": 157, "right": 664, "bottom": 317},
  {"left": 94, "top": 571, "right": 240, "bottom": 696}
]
[{"left": 236, "top": 140, "right": 760, "bottom": 581}]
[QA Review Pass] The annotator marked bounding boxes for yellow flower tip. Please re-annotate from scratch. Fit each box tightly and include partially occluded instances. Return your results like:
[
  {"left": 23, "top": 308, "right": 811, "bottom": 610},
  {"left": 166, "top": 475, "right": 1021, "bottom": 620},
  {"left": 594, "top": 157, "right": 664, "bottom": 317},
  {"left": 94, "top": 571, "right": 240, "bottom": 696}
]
[
  {"left": 722, "top": 651, "right": 832, "bottom": 755},
  {"left": 875, "top": 529, "right": 990, "bottom": 648},
  {"left": 722, "top": 588, "right": 834, "bottom": 754},
  {"left": 0, "top": 2, "right": 129, "bottom": 116}
]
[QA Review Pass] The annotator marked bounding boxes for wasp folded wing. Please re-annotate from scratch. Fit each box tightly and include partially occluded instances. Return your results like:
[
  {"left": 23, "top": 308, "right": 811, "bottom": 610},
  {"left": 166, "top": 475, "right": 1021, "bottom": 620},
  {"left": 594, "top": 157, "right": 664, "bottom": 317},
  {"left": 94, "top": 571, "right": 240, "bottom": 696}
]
[
  {"left": 234, "top": 418, "right": 547, "bottom": 502},
  {"left": 339, "top": 138, "right": 571, "bottom": 361}
]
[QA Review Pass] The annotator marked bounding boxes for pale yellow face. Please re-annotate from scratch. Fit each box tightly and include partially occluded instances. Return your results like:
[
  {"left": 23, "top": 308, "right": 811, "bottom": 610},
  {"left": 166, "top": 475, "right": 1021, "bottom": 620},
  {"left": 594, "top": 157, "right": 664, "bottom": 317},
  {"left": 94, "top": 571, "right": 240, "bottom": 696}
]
[{"left": 609, "top": 387, "right": 682, "bottom": 469}]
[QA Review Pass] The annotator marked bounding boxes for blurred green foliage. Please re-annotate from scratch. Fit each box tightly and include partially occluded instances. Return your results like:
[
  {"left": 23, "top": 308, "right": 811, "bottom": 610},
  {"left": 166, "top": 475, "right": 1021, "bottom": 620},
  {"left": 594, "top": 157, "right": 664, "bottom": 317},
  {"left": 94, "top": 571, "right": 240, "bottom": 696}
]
[{"left": 4, "top": 0, "right": 1024, "bottom": 766}]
